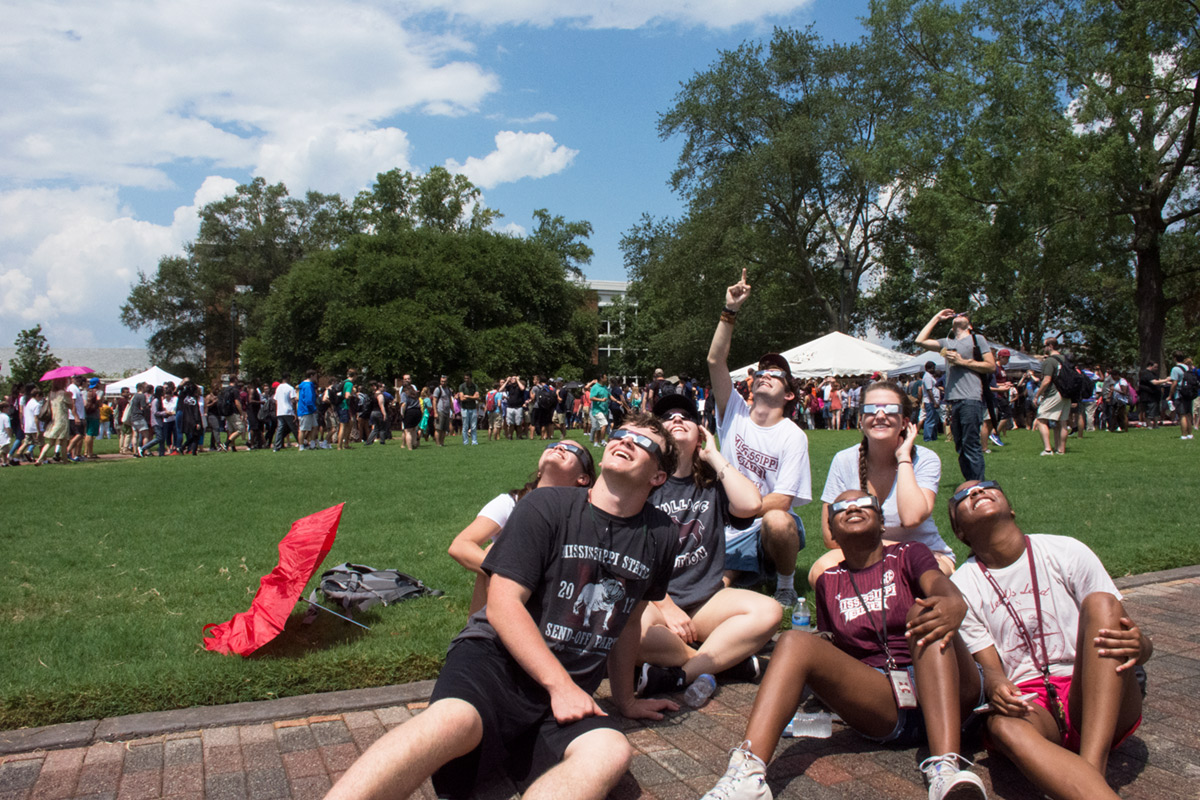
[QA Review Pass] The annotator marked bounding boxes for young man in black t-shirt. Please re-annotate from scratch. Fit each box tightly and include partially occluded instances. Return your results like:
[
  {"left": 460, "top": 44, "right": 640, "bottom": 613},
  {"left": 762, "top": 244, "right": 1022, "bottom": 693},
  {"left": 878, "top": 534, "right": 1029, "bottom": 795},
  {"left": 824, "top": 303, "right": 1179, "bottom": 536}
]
[{"left": 327, "top": 413, "right": 681, "bottom": 800}]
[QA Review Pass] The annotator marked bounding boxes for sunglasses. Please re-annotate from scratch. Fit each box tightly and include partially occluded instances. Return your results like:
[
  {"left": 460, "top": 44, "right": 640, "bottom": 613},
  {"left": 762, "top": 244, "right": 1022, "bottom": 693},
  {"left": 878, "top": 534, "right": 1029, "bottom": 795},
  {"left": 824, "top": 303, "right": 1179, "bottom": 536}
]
[
  {"left": 862, "top": 403, "right": 902, "bottom": 416},
  {"left": 662, "top": 409, "right": 695, "bottom": 423},
  {"left": 754, "top": 369, "right": 788, "bottom": 380},
  {"left": 949, "top": 480, "right": 1003, "bottom": 509},
  {"left": 829, "top": 495, "right": 882, "bottom": 517},
  {"left": 609, "top": 428, "right": 663, "bottom": 466},
  {"left": 545, "top": 441, "right": 587, "bottom": 464}
]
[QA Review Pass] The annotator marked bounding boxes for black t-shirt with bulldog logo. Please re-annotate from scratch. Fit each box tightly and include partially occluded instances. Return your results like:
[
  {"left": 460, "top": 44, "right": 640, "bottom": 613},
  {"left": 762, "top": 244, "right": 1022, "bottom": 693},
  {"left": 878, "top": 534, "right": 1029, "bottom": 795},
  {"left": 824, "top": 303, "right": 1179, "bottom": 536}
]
[{"left": 453, "top": 486, "right": 677, "bottom": 693}]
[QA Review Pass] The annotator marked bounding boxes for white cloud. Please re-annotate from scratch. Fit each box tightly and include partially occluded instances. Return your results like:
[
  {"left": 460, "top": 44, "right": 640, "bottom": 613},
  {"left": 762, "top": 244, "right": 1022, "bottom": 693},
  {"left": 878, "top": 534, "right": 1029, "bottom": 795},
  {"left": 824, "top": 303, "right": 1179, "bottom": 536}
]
[
  {"left": 403, "top": 0, "right": 815, "bottom": 30},
  {"left": 511, "top": 112, "right": 558, "bottom": 124},
  {"left": 496, "top": 222, "right": 528, "bottom": 237},
  {"left": 445, "top": 131, "right": 578, "bottom": 189},
  {"left": 0, "top": 0, "right": 499, "bottom": 188},
  {"left": 256, "top": 127, "right": 414, "bottom": 199},
  {"left": 0, "top": 180, "right": 237, "bottom": 348}
]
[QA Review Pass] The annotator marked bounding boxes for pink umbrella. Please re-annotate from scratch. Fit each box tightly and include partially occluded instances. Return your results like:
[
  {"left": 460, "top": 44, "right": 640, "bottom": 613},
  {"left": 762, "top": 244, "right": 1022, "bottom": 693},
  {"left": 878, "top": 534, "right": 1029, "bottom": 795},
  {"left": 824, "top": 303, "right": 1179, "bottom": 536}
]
[{"left": 39, "top": 365, "right": 95, "bottom": 381}]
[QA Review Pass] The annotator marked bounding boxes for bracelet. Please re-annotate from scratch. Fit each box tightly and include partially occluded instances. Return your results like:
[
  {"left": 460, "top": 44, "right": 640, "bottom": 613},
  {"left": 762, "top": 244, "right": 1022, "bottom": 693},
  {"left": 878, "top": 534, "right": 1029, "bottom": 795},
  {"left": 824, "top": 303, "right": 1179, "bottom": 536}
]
[
  {"left": 723, "top": 307, "right": 738, "bottom": 315},
  {"left": 897, "top": 459, "right": 912, "bottom": 465},
  {"left": 720, "top": 311, "right": 737, "bottom": 325}
]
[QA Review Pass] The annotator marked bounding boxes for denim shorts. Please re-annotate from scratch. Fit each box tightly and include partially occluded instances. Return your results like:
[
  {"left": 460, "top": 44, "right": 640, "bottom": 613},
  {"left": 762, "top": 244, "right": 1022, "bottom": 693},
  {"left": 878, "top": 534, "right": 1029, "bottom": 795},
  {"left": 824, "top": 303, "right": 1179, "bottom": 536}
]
[
  {"left": 724, "top": 512, "right": 806, "bottom": 585},
  {"left": 860, "top": 662, "right": 986, "bottom": 745}
]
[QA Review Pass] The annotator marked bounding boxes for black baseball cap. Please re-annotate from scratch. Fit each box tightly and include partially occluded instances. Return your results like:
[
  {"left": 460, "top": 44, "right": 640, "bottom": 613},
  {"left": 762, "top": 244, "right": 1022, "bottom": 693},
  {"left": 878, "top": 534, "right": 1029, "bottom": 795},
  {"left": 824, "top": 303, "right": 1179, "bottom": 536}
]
[
  {"left": 757, "top": 353, "right": 793, "bottom": 379},
  {"left": 652, "top": 393, "right": 700, "bottom": 423}
]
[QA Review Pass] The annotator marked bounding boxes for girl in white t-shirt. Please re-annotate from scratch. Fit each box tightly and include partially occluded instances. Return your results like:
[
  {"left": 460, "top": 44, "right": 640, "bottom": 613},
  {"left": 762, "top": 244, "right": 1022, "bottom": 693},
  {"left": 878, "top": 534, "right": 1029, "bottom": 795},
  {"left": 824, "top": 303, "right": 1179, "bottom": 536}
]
[
  {"left": 809, "top": 381, "right": 955, "bottom": 588},
  {"left": 448, "top": 441, "right": 596, "bottom": 613}
]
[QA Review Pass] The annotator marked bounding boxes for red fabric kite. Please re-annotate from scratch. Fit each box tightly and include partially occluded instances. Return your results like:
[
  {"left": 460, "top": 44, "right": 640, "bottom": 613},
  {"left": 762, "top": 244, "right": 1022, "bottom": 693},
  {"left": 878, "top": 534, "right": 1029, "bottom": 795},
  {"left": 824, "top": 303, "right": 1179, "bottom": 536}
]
[{"left": 203, "top": 503, "right": 345, "bottom": 656}]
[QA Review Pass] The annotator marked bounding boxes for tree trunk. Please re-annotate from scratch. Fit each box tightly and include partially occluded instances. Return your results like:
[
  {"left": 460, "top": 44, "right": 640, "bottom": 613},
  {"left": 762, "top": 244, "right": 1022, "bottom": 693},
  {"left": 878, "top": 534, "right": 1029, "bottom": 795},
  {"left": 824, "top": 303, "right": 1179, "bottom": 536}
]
[{"left": 1132, "top": 215, "right": 1165, "bottom": 370}]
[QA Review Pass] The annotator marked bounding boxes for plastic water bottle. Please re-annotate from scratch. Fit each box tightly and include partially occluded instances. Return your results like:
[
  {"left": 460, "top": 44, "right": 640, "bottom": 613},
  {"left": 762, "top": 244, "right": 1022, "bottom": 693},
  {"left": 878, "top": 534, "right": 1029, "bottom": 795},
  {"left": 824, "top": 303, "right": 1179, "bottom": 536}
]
[
  {"left": 791, "top": 597, "right": 811, "bottom": 630},
  {"left": 684, "top": 674, "right": 717, "bottom": 708},
  {"left": 784, "top": 711, "right": 832, "bottom": 738}
]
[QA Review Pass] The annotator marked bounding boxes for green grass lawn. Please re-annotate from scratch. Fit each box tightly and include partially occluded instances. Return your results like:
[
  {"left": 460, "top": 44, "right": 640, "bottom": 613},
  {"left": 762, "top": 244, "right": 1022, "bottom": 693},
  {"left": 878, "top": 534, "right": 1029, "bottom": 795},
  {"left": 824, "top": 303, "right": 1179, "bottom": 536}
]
[{"left": 1, "top": 425, "right": 1196, "bottom": 729}]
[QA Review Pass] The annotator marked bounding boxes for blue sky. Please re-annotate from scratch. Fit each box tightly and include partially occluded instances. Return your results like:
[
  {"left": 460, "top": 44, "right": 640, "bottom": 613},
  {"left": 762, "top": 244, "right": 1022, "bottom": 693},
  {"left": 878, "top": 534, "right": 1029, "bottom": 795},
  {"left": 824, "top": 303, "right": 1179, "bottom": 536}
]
[{"left": 0, "top": 0, "right": 872, "bottom": 351}]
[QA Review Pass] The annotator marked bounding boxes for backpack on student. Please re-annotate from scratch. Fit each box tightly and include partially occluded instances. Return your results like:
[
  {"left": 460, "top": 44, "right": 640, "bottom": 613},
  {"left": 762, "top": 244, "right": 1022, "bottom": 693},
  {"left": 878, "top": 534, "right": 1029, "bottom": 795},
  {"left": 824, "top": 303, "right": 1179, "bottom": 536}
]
[
  {"left": 1178, "top": 366, "right": 1200, "bottom": 401},
  {"left": 219, "top": 386, "right": 239, "bottom": 416},
  {"left": 537, "top": 385, "right": 558, "bottom": 411},
  {"left": 1048, "top": 354, "right": 1085, "bottom": 403},
  {"left": 307, "top": 563, "right": 443, "bottom": 616}
]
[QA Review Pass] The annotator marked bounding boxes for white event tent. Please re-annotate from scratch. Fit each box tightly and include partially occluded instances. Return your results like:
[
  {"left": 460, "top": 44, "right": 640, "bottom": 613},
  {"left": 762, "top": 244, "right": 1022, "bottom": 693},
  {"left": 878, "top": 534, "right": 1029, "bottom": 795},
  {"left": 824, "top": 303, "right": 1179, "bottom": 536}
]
[
  {"left": 103, "top": 365, "right": 184, "bottom": 395},
  {"left": 730, "top": 331, "right": 911, "bottom": 380},
  {"left": 886, "top": 347, "right": 1042, "bottom": 378}
]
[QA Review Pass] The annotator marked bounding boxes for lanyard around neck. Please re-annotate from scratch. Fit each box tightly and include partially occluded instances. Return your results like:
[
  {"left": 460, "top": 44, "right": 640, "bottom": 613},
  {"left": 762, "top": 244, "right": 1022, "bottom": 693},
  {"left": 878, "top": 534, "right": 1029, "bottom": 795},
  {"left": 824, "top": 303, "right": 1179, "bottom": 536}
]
[
  {"left": 845, "top": 560, "right": 896, "bottom": 669},
  {"left": 978, "top": 536, "right": 1053, "bottom": 679}
]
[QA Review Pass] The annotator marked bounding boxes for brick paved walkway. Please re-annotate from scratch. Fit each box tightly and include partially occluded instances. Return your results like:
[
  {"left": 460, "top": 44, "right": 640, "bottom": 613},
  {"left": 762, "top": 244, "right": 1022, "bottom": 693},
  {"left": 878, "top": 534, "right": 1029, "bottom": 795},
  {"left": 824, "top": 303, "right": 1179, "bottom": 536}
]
[{"left": 2, "top": 576, "right": 1198, "bottom": 800}]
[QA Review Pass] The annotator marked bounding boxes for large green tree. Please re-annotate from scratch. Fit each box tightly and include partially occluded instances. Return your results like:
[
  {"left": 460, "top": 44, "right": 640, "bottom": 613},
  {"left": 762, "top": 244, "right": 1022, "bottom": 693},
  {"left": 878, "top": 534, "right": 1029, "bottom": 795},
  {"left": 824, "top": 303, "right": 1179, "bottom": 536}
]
[
  {"left": 868, "top": 0, "right": 1200, "bottom": 366},
  {"left": 243, "top": 227, "right": 596, "bottom": 382},
  {"left": 122, "top": 168, "right": 511, "bottom": 380},
  {"left": 655, "top": 27, "right": 928, "bottom": 334},
  {"left": 121, "top": 178, "right": 353, "bottom": 375},
  {"left": 7, "top": 326, "right": 60, "bottom": 386}
]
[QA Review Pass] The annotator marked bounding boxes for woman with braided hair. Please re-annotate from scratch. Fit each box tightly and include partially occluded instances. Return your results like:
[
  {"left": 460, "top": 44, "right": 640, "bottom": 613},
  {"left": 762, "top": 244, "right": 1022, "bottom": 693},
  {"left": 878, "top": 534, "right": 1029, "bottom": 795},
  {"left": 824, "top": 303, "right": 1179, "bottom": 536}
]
[{"left": 808, "top": 380, "right": 956, "bottom": 588}]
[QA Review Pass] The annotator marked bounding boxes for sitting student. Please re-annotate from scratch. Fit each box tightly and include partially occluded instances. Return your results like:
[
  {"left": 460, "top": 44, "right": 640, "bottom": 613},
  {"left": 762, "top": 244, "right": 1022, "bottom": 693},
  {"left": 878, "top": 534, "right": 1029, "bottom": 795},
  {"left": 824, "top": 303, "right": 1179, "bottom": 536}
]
[
  {"left": 449, "top": 440, "right": 596, "bottom": 614},
  {"left": 947, "top": 480, "right": 1150, "bottom": 800},
  {"left": 809, "top": 379, "right": 955, "bottom": 587},
  {"left": 700, "top": 489, "right": 986, "bottom": 800},
  {"left": 635, "top": 394, "right": 778, "bottom": 697},
  {"left": 327, "top": 415, "right": 681, "bottom": 800}
]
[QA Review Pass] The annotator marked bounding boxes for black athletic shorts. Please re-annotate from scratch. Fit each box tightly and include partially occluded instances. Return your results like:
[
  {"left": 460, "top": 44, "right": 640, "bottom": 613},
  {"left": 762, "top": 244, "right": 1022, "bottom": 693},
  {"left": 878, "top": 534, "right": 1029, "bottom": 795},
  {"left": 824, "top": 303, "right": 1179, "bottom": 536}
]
[
  {"left": 429, "top": 637, "right": 616, "bottom": 799},
  {"left": 402, "top": 406, "right": 421, "bottom": 429}
]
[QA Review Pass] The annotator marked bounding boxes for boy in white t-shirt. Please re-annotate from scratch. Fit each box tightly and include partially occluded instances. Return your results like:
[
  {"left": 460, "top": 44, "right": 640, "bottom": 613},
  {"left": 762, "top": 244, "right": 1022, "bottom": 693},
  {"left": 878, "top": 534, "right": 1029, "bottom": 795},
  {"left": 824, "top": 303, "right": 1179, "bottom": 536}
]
[
  {"left": 948, "top": 480, "right": 1149, "bottom": 800},
  {"left": 707, "top": 269, "right": 812, "bottom": 608}
]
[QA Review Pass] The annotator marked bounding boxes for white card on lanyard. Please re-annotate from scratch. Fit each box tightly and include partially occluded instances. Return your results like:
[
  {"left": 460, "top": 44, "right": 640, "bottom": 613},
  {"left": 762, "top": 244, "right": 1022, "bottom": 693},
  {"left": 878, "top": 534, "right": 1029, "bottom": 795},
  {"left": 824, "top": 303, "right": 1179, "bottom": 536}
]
[{"left": 889, "top": 669, "right": 918, "bottom": 709}]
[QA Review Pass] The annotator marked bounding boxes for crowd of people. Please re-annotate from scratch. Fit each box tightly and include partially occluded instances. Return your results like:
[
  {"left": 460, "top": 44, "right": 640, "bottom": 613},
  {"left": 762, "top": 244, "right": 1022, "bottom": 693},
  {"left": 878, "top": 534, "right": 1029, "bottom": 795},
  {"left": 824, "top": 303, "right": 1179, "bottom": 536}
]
[
  {"left": 3, "top": 272, "right": 1185, "bottom": 798},
  {"left": 316, "top": 271, "right": 1156, "bottom": 800}
]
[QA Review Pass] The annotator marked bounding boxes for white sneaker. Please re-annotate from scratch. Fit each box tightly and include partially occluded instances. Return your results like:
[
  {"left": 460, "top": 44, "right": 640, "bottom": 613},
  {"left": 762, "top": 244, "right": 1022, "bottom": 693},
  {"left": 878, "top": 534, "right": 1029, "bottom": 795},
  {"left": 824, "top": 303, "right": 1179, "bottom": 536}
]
[
  {"left": 700, "top": 742, "right": 771, "bottom": 800},
  {"left": 920, "top": 753, "right": 986, "bottom": 800}
]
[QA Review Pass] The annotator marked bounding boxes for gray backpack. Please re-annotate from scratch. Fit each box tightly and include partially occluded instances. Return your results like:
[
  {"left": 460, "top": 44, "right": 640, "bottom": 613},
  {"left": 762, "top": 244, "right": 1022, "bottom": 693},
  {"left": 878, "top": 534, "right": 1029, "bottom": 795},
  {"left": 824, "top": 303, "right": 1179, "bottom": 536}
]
[{"left": 308, "top": 563, "right": 442, "bottom": 615}]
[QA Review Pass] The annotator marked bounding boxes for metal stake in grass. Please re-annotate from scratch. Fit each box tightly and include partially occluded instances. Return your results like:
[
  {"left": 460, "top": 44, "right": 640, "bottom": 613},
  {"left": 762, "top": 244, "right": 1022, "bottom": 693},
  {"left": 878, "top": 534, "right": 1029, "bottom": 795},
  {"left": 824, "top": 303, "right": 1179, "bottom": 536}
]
[{"left": 302, "top": 598, "right": 371, "bottom": 630}]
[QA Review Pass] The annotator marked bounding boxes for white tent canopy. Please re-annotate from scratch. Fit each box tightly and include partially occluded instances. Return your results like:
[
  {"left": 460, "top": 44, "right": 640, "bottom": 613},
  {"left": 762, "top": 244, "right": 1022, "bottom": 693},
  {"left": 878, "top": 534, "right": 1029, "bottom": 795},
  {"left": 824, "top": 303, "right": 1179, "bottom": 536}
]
[
  {"left": 886, "top": 346, "right": 1042, "bottom": 378},
  {"left": 103, "top": 365, "right": 184, "bottom": 394},
  {"left": 731, "top": 331, "right": 911, "bottom": 380}
]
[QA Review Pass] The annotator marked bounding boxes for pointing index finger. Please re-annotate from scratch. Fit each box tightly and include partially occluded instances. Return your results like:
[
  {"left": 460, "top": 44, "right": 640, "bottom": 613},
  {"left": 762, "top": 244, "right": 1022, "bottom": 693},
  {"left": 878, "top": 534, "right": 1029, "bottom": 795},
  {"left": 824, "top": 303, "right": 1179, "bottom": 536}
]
[{"left": 741, "top": 268, "right": 747, "bottom": 284}]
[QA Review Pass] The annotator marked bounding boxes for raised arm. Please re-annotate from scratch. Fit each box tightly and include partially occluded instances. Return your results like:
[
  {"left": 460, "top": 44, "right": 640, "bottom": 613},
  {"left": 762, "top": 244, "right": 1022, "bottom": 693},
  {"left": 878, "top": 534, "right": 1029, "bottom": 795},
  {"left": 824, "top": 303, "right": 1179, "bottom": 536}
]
[
  {"left": 697, "top": 426, "right": 761, "bottom": 518},
  {"left": 894, "top": 420, "right": 936, "bottom": 529},
  {"left": 915, "top": 309, "right": 955, "bottom": 352},
  {"left": 707, "top": 269, "right": 751, "bottom": 419}
]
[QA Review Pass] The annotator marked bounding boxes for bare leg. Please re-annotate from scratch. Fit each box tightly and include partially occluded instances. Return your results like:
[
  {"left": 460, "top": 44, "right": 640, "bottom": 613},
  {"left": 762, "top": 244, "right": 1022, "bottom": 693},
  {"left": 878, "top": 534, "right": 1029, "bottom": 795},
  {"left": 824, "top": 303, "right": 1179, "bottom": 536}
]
[
  {"left": 639, "top": 589, "right": 781, "bottom": 681},
  {"left": 986, "top": 707, "right": 1120, "bottom": 800},
  {"left": 907, "top": 604, "right": 980, "bottom": 755},
  {"left": 760, "top": 510, "right": 800, "bottom": 580},
  {"left": 325, "top": 699, "right": 482, "bottom": 800},
  {"left": 1036, "top": 419, "right": 1053, "bottom": 451},
  {"left": 1070, "top": 593, "right": 1143, "bottom": 774},
  {"left": 741, "top": 630, "right": 895, "bottom": 762},
  {"left": 521, "top": 728, "right": 631, "bottom": 800}
]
